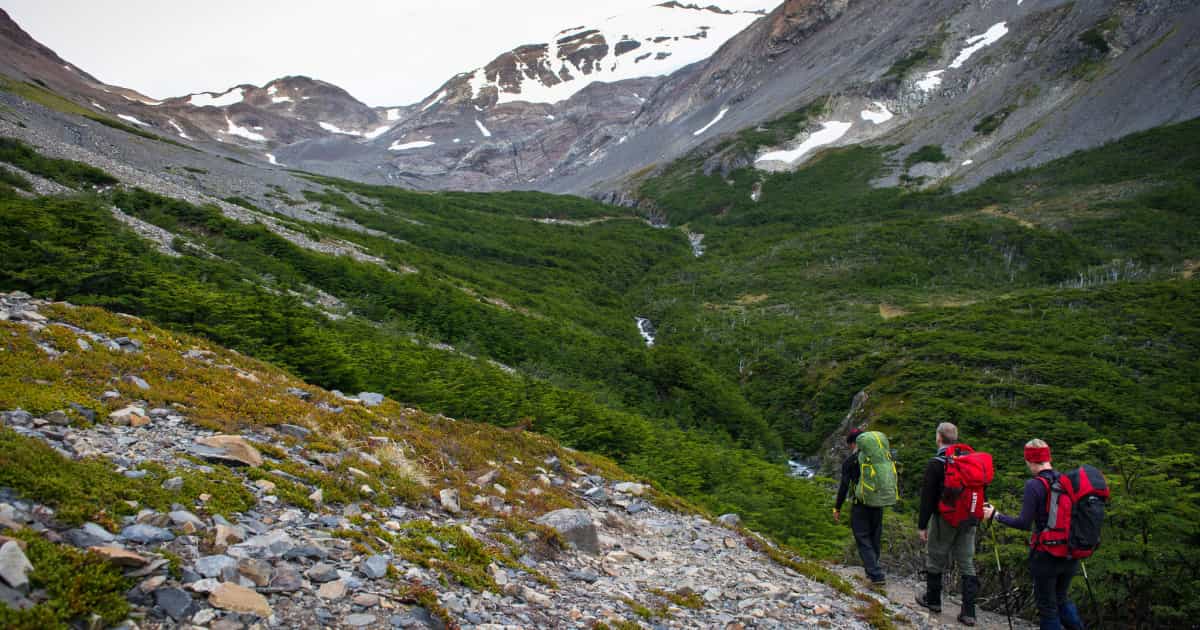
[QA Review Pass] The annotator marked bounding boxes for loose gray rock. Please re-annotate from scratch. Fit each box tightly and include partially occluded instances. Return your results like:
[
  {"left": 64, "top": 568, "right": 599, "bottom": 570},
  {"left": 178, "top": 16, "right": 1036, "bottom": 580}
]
[
  {"left": 44, "top": 410, "right": 70, "bottom": 426},
  {"left": 718, "top": 513, "right": 741, "bottom": 527},
  {"left": 122, "top": 375, "right": 151, "bottom": 391},
  {"left": 169, "top": 510, "right": 206, "bottom": 530},
  {"left": 194, "top": 554, "right": 237, "bottom": 578},
  {"left": 121, "top": 524, "right": 175, "bottom": 544},
  {"left": 362, "top": 554, "right": 390, "bottom": 579},
  {"left": 439, "top": 488, "right": 461, "bottom": 514},
  {"left": 346, "top": 613, "right": 377, "bottom": 627},
  {"left": 358, "top": 392, "right": 385, "bottom": 407},
  {"left": 533, "top": 509, "right": 599, "bottom": 554},
  {"left": 154, "top": 586, "right": 197, "bottom": 621},
  {"left": 0, "top": 541, "right": 33, "bottom": 591},
  {"left": 306, "top": 562, "right": 340, "bottom": 583},
  {"left": 267, "top": 566, "right": 303, "bottom": 592},
  {"left": 162, "top": 477, "right": 184, "bottom": 491},
  {"left": 277, "top": 423, "right": 311, "bottom": 439}
]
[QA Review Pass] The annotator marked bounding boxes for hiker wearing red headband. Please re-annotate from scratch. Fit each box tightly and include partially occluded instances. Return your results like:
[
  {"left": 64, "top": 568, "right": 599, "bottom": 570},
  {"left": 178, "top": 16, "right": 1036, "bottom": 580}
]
[{"left": 984, "top": 439, "right": 1085, "bottom": 630}]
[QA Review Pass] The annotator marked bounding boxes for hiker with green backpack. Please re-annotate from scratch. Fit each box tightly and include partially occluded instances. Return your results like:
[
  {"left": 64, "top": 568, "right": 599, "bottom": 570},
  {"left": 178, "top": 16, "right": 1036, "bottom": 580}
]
[
  {"left": 917, "top": 422, "right": 994, "bottom": 626},
  {"left": 834, "top": 428, "right": 899, "bottom": 585}
]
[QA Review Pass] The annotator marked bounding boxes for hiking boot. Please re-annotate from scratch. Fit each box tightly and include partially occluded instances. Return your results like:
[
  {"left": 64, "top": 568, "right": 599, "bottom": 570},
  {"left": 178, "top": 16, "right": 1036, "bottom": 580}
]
[
  {"left": 916, "top": 571, "right": 942, "bottom": 613},
  {"left": 958, "top": 575, "right": 979, "bottom": 626}
]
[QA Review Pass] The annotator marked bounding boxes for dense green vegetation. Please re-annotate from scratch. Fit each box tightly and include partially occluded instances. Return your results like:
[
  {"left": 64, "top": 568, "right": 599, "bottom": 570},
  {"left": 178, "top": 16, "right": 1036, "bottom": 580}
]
[
  {"left": 635, "top": 115, "right": 1200, "bottom": 626},
  {"left": 0, "top": 137, "right": 117, "bottom": 189}
]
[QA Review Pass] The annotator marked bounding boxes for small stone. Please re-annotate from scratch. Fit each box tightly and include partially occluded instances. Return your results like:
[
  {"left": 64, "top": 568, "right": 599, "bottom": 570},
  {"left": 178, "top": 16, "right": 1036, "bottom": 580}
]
[
  {"left": 195, "top": 554, "right": 237, "bottom": 578},
  {"left": 108, "top": 406, "right": 148, "bottom": 427},
  {"left": 518, "top": 585, "right": 551, "bottom": 607},
  {"left": 254, "top": 479, "right": 276, "bottom": 493},
  {"left": 488, "top": 563, "right": 509, "bottom": 586},
  {"left": 308, "top": 488, "right": 324, "bottom": 506},
  {"left": 347, "top": 613, "right": 377, "bottom": 627},
  {"left": 628, "top": 546, "right": 654, "bottom": 561},
  {"left": 614, "top": 482, "right": 647, "bottom": 496},
  {"left": 169, "top": 510, "right": 206, "bottom": 530},
  {"left": 584, "top": 486, "right": 607, "bottom": 503},
  {"left": 122, "top": 375, "right": 151, "bottom": 391},
  {"left": 88, "top": 546, "right": 149, "bottom": 568},
  {"left": 238, "top": 558, "right": 272, "bottom": 586},
  {"left": 306, "top": 563, "right": 340, "bottom": 583},
  {"left": 187, "top": 578, "right": 220, "bottom": 594},
  {"left": 361, "top": 554, "right": 390, "bottom": 579},
  {"left": 357, "top": 392, "right": 385, "bottom": 407},
  {"left": 161, "top": 477, "right": 184, "bottom": 491},
  {"left": 44, "top": 410, "right": 70, "bottom": 426},
  {"left": 285, "top": 388, "right": 312, "bottom": 401},
  {"left": 718, "top": 513, "right": 741, "bottom": 527},
  {"left": 214, "top": 524, "right": 243, "bottom": 549},
  {"left": 120, "top": 524, "right": 174, "bottom": 544},
  {"left": 475, "top": 469, "right": 499, "bottom": 486},
  {"left": 277, "top": 422, "right": 311, "bottom": 439},
  {"left": 317, "top": 579, "right": 347, "bottom": 600},
  {"left": 208, "top": 582, "right": 273, "bottom": 617},
  {"left": 192, "top": 608, "right": 218, "bottom": 625},
  {"left": 154, "top": 586, "right": 197, "bottom": 621},
  {"left": 0, "top": 541, "right": 33, "bottom": 591},
  {"left": 267, "top": 566, "right": 303, "bottom": 592},
  {"left": 813, "top": 605, "right": 832, "bottom": 616},
  {"left": 353, "top": 592, "right": 380, "bottom": 607},
  {"left": 568, "top": 569, "right": 599, "bottom": 583},
  {"left": 439, "top": 488, "right": 461, "bottom": 514},
  {"left": 383, "top": 520, "right": 401, "bottom": 531}
]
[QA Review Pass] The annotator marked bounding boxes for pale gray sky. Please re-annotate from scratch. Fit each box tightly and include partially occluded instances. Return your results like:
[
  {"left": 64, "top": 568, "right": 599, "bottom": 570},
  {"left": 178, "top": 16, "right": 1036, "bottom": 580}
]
[{"left": 4, "top": 0, "right": 657, "bottom": 106}]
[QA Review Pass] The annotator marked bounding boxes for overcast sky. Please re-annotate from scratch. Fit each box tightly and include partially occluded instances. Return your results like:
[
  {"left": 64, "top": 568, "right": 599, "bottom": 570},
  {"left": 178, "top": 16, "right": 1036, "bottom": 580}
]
[{"left": 4, "top": 0, "right": 659, "bottom": 106}]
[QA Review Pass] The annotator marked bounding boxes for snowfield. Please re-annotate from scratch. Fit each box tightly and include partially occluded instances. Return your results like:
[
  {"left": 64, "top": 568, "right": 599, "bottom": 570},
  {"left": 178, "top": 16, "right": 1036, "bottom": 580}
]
[
  {"left": 466, "top": 1, "right": 778, "bottom": 105},
  {"left": 860, "top": 102, "right": 894, "bottom": 124},
  {"left": 224, "top": 118, "right": 267, "bottom": 142},
  {"left": 117, "top": 114, "right": 149, "bottom": 126},
  {"left": 950, "top": 22, "right": 1009, "bottom": 69},
  {"left": 756, "top": 121, "right": 852, "bottom": 165}
]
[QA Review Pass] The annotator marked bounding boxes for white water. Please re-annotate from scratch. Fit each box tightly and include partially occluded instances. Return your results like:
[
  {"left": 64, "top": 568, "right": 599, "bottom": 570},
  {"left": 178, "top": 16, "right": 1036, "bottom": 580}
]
[
  {"left": 687, "top": 232, "right": 706, "bottom": 257},
  {"left": 635, "top": 317, "right": 656, "bottom": 347},
  {"left": 788, "top": 460, "right": 817, "bottom": 479}
]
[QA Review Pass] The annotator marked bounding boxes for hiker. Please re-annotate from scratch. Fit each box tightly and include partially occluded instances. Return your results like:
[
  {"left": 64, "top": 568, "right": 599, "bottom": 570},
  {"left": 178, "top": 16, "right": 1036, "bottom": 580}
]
[
  {"left": 834, "top": 428, "right": 895, "bottom": 585},
  {"left": 983, "top": 439, "right": 1086, "bottom": 630},
  {"left": 917, "top": 422, "right": 988, "bottom": 626}
]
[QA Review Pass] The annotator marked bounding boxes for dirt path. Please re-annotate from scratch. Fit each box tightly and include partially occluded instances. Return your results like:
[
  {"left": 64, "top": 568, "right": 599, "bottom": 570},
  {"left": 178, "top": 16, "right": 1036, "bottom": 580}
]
[{"left": 834, "top": 566, "right": 1035, "bottom": 629}]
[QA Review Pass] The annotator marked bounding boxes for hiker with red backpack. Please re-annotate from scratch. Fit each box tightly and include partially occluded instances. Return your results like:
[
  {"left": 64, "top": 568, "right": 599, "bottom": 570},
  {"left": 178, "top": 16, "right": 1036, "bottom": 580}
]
[
  {"left": 916, "top": 422, "right": 994, "bottom": 626},
  {"left": 984, "top": 438, "right": 1108, "bottom": 630}
]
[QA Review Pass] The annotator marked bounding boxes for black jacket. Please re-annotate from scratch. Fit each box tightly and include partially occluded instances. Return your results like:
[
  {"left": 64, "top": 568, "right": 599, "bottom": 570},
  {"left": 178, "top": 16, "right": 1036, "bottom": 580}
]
[
  {"left": 917, "top": 446, "right": 950, "bottom": 529},
  {"left": 835, "top": 452, "right": 860, "bottom": 510}
]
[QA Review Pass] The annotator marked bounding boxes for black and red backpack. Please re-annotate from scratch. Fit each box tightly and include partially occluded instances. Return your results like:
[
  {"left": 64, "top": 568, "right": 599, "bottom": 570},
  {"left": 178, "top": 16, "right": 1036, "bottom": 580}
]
[
  {"left": 938, "top": 444, "right": 995, "bottom": 527},
  {"left": 1031, "top": 465, "right": 1110, "bottom": 559}
]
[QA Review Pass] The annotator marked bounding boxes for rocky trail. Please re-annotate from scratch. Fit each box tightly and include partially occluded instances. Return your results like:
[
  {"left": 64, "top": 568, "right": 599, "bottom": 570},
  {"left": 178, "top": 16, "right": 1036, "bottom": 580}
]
[{"left": 0, "top": 291, "right": 1020, "bottom": 629}]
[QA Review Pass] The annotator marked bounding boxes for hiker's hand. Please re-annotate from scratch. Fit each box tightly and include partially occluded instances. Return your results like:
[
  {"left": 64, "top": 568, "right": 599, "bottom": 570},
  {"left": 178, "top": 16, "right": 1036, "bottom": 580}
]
[
  {"left": 832, "top": 509, "right": 840, "bottom": 523},
  {"left": 983, "top": 504, "right": 996, "bottom": 521},
  {"left": 919, "top": 529, "right": 928, "bottom": 543}
]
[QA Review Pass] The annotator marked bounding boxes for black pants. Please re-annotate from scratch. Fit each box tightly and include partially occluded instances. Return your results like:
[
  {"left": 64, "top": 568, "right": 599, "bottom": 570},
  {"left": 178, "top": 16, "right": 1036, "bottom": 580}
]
[
  {"left": 851, "top": 503, "right": 884, "bottom": 581},
  {"left": 1029, "top": 551, "right": 1084, "bottom": 630}
]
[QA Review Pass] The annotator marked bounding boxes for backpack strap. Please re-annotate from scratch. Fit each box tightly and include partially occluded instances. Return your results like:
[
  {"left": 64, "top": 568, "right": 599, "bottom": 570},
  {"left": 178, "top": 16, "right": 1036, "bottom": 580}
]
[{"left": 1035, "top": 470, "right": 1061, "bottom": 531}]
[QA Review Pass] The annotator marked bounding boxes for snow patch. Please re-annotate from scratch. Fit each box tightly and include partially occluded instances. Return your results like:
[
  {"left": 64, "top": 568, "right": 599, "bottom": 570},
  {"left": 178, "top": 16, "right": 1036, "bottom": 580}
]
[
  {"left": 363, "top": 124, "right": 393, "bottom": 140},
  {"left": 860, "top": 101, "right": 894, "bottom": 124},
  {"left": 475, "top": 119, "right": 492, "bottom": 138},
  {"left": 189, "top": 88, "right": 245, "bottom": 108},
  {"left": 224, "top": 117, "right": 267, "bottom": 142},
  {"left": 271, "top": 96, "right": 293, "bottom": 104},
  {"left": 122, "top": 94, "right": 162, "bottom": 106},
  {"left": 117, "top": 114, "right": 149, "bottom": 126},
  {"left": 693, "top": 107, "right": 729, "bottom": 136},
  {"left": 421, "top": 91, "right": 447, "bottom": 112},
  {"left": 319, "top": 122, "right": 359, "bottom": 136},
  {"left": 266, "top": 153, "right": 280, "bottom": 165},
  {"left": 915, "top": 70, "right": 945, "bottom": 92},
  {"left": 950, "top": 22, "right": 1009, "bottom": 69},
  {"left": 90, "top": 101, "right": 107, "bottom": 112},
  {"left": 389, "top": 140, "right": 436, "bottom": 151},
  {"left": 962, "top": 159, "right": 974, "bottom": 166},
  {"left": 167, "top": 119, "right": 191, "bottom": 140},
  {"left": 756, "top": 121, "right": 853, "bottom": 165},
  {"left": 386, "top": 108, "right": 402, "bottom": 121}
]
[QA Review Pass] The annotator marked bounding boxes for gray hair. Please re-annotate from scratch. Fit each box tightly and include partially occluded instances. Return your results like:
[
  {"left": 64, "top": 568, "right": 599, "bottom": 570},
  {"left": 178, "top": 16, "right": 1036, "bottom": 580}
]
[
  {"left": 1025, "top": 438, "right": 1048, "bottom": 449},
  {"left": 937, "top": 422, "right": 959, "bottom": 444}
]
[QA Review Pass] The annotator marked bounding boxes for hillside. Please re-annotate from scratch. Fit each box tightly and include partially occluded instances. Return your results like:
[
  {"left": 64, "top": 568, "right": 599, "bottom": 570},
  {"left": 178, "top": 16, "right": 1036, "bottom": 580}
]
[{"left": 3, "top": 291, "right": 1039, "bottom": 629}]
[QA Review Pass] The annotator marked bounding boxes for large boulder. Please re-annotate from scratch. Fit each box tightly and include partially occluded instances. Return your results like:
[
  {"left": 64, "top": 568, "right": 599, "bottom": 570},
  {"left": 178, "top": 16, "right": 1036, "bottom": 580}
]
[
  {"left": 194, "top": 435, "right": 263, "bottom": 467},
  {"left": 533, "top": 509, "right": 599, "bottom": 554},
  {"left": 208, "top": 582, "right": 272, "bottom": 617},
  {"left": 0, "top": 541, "right": 33, "bottom": 591}
]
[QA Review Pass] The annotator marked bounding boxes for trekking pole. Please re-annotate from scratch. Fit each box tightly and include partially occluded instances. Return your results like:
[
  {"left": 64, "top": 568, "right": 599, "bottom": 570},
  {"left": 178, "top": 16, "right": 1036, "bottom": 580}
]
[
  {"left": 1081, "top": 560, "right": 1104, "bottom": 630},
  {"left": 988, "top": 522, "right": 1015, "bottom": 630}
]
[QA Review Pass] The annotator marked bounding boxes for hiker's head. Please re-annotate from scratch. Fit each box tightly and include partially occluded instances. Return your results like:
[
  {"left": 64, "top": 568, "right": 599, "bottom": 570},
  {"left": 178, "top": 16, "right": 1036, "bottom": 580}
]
[
  {"left": 1023, "top": 438, "right": 1052, "bottom": 473},
  {"left": 935, "top": 422, "right": 958, "bottom": 448},
  {"left": 846, "top": 429, "right": 863, "bottom": 451}
]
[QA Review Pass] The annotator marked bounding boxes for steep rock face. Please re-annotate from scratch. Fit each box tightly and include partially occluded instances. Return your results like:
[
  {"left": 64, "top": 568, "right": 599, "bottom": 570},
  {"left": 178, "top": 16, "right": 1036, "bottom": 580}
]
[{"left": 549, "top": 0, "right": 1200, "bottom": 196}]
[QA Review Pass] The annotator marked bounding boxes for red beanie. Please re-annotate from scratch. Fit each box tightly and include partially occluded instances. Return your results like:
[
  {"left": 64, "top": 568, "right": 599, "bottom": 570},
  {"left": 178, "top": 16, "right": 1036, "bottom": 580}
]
[{"left": 1024, "top": 445, "right": 1051, "bottom": 463}]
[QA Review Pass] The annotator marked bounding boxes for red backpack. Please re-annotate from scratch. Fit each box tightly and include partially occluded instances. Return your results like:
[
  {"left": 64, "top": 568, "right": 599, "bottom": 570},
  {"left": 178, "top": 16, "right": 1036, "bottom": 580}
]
[
  {"left": 1031, "top": 465, "right": 1110, "bottom": 559},
  {"left": 938, "top": 444, "right": 994, "bottom": 527}
]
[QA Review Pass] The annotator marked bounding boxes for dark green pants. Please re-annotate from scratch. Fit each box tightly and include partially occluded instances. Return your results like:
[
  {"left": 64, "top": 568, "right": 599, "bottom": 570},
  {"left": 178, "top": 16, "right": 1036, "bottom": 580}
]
[{"left": 926, "top": 516, "right": 976, "bottom": 576}]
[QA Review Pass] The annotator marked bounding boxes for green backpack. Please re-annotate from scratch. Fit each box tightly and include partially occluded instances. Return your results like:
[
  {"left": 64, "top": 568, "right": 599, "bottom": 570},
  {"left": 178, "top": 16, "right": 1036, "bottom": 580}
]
[{"left": 855, "top": 431, "right": 899, "bottom": 507}]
